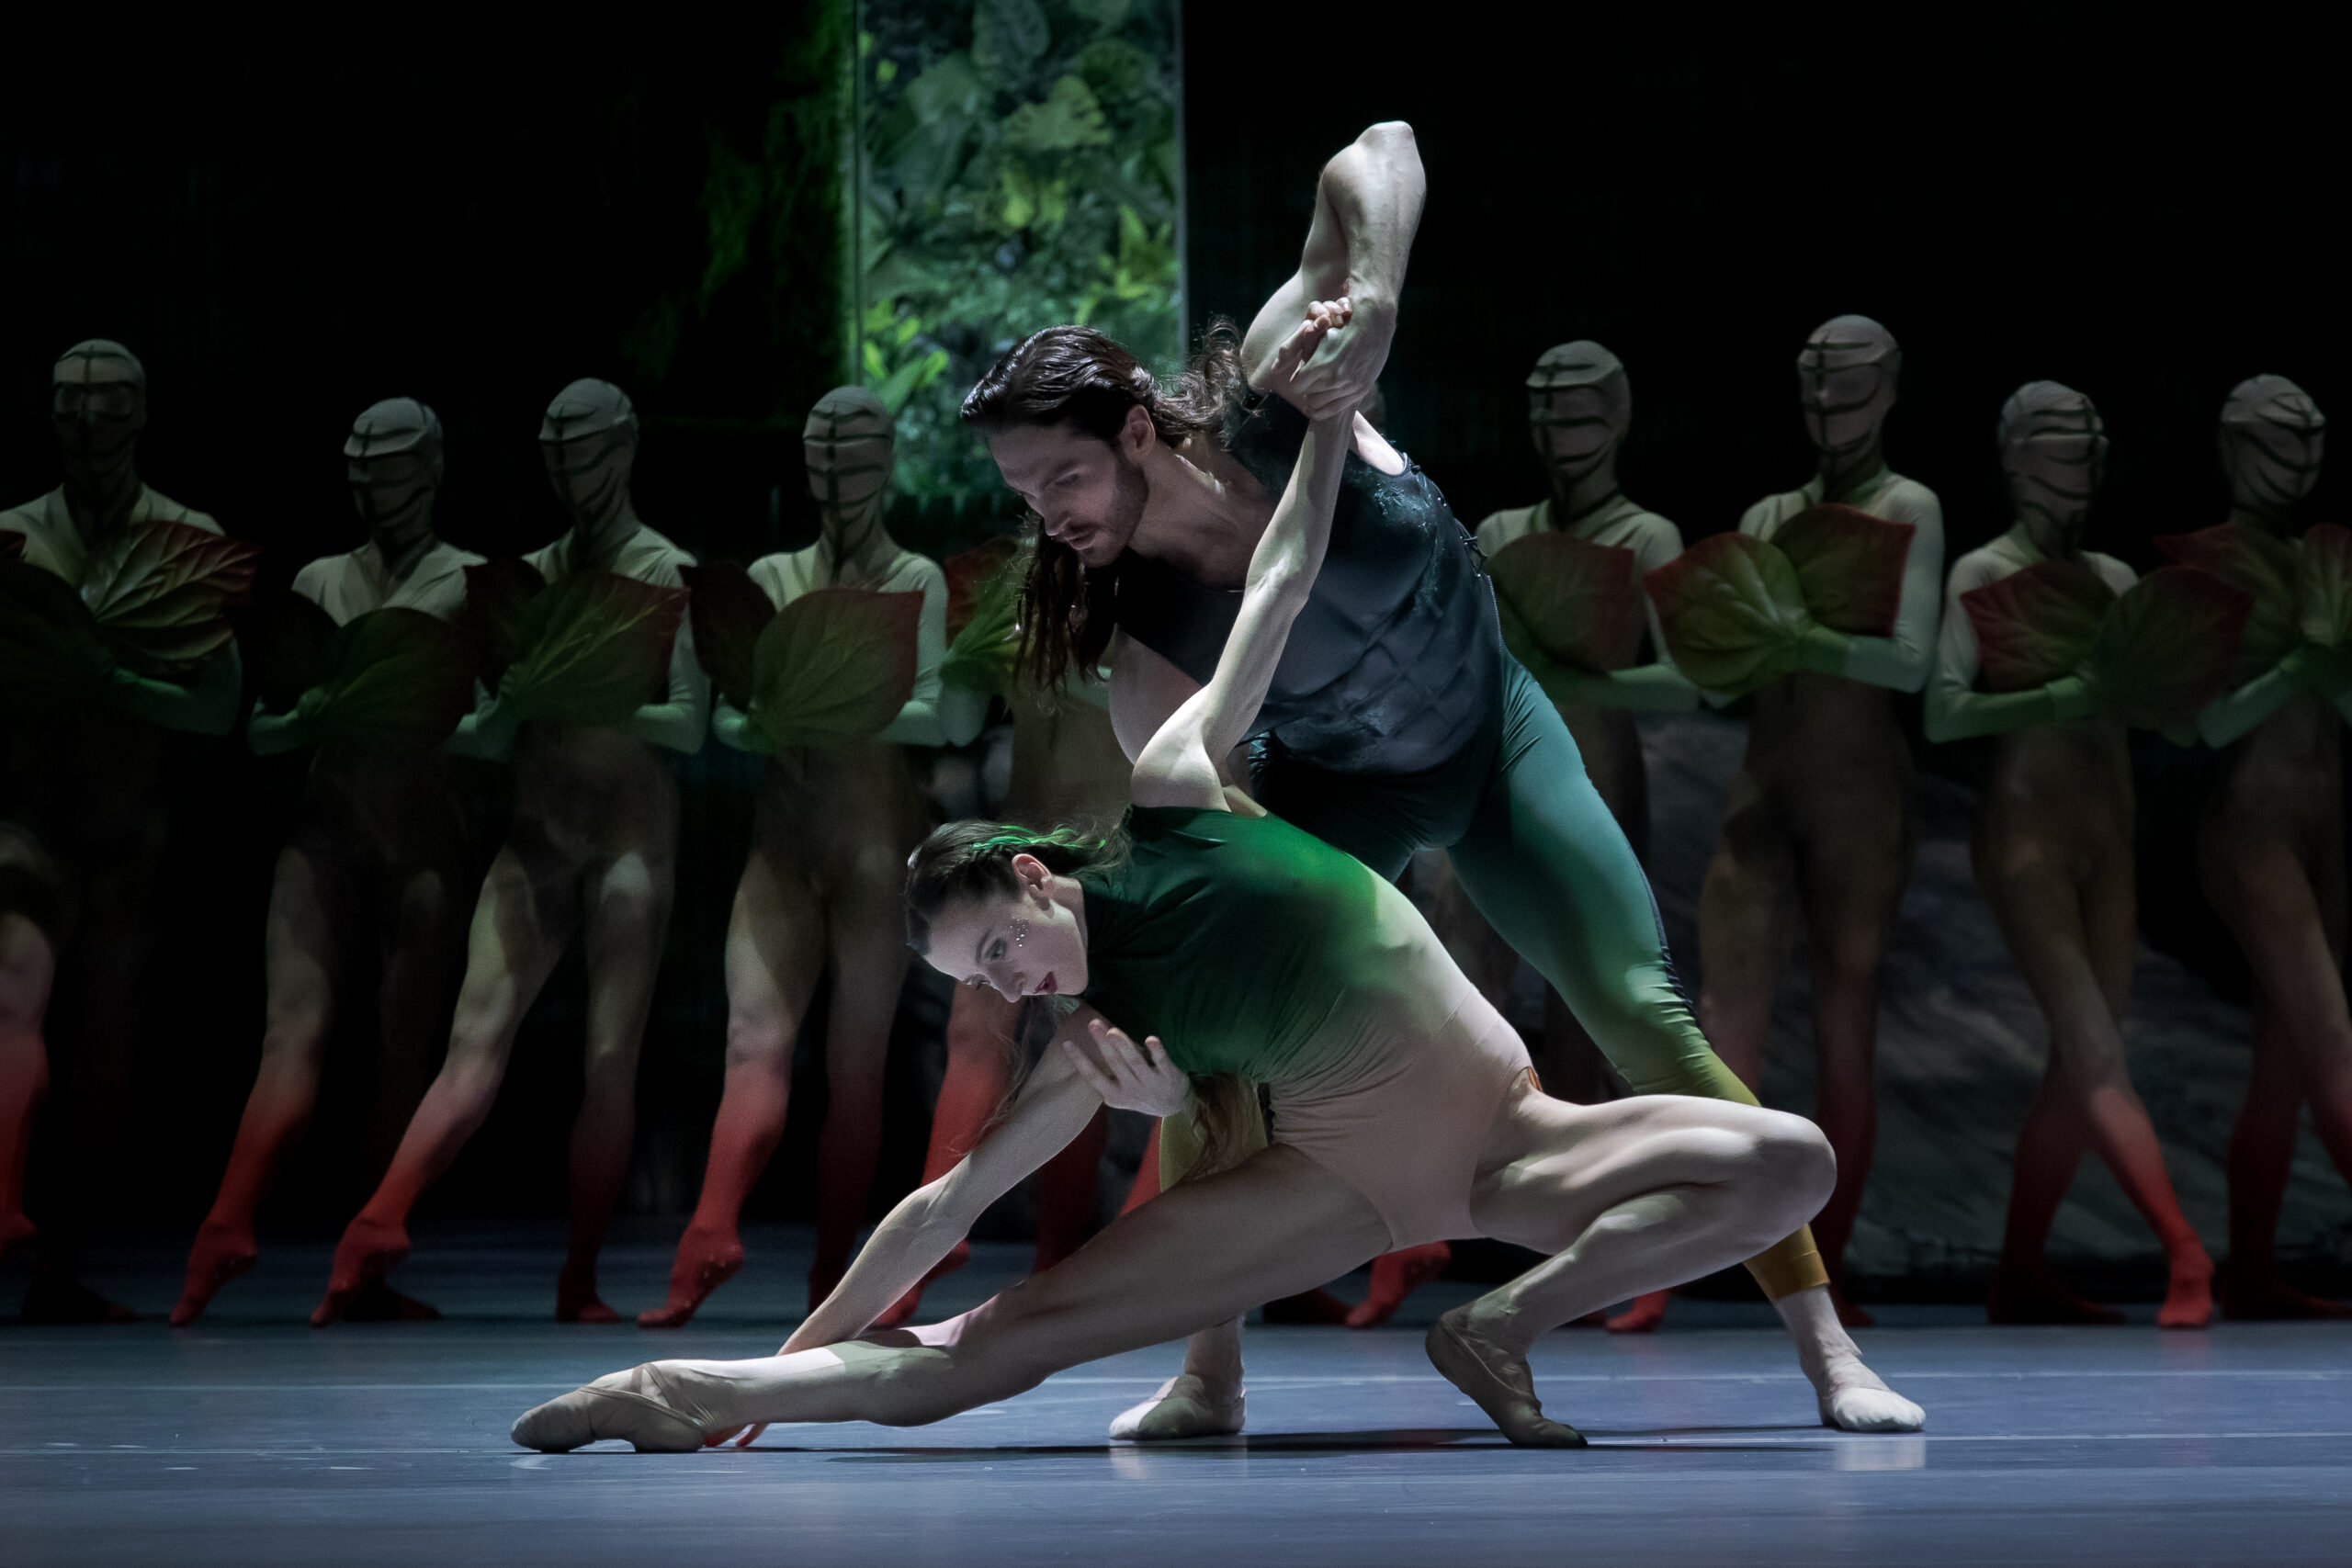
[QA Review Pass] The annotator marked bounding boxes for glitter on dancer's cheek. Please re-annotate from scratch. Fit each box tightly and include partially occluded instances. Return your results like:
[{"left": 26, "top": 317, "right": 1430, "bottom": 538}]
[{"left": 921, "top": 895, "right": 1090, "bottom": 1002}]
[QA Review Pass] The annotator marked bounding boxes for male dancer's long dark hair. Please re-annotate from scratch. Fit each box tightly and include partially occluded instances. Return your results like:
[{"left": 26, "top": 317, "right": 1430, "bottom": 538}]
[{"left": 961, "top": 321, "right": 1250, "bottom": 693}]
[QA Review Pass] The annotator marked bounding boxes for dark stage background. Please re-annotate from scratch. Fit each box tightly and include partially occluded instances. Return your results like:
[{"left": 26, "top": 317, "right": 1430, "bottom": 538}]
[{"left": 2, "top": 8, "right": 2343, "bottom": 1255}]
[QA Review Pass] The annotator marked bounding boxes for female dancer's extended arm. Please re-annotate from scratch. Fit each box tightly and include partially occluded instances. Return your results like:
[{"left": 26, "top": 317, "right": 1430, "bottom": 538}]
[{"left": 1131, "top": 377, "right": 1354, "bottom": 812}]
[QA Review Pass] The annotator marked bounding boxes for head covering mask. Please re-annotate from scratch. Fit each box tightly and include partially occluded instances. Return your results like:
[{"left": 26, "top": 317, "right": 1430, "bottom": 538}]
[
  {"left": 346, "top": 397, "right": 445, "bottom": 540},
  {"left": 2219, "top": 375, "right": 2326, "bottom": 518},
  {"left": 805, "top": 386, "right": 896, "bottom": 570},
  {"left": 1797, "top": 315, "right": 1899, "bottom": 456},
  {"left": 1526, "top": 341, "right": 1629, "bottom": 472},
  {"left": 539, "top": 378, "right": 639, "bottom": 529}
]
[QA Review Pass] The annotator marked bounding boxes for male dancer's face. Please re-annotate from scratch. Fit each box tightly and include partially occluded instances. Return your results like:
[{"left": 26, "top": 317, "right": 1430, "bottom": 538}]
[
  {"left": 987, "top": 417, "right": 1150, "bottom": 569},
  {"left": 921, "top": 866, "right": 1090, "bottom": 1002}
]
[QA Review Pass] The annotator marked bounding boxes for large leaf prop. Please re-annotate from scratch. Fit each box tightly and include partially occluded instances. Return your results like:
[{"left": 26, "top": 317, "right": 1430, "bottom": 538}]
[
  {"left": 679, "top": 561, "right": 775, "bottom": 711},
  {"left": 460, "top": 558, "right": 553, "bottom": 690},
  {"left": 747, "top": 588, "right": 922, "bottom": 749},
  {"left": 232, "top": 588, "right": 342, "bottom": 714},
  {"left": 2296, "top": 523, "right": 2352, "bottom": 649},
  {"left": 2155, "top": 524, "right": 2298, "bottom": 684},
  {"left": 0, "top": 561, "right": 115, "bottom": 714},
  {"left": 1645, "top": 534, "right": 1813, "bottom": 694},
  {"left": 78, "top": 519, "right": 260, "bottom": 678},
  {"left": 2081, "top": 566, "right": 2250, "bottom": 729},
  {"left": 941, "top": 547, "right": 1023, "bottom": 697},
  {"left": 1772, "top": 504, "right": 1916, "bottom": 636},
  {"left": 1487, "top": 534, "right": 1645, "bottom": 675},
  {"left": 499, "top": 570, "right": 687, "bottom": 728},
  {"left": 1960, "top": 558, "right": 2116, "bottom": 692},
  {"left": 944, "top": 537, "right": 1018, "bottom": 640},
  {"left": 302, "top": 608, "right": 477, "bottom": 754}
]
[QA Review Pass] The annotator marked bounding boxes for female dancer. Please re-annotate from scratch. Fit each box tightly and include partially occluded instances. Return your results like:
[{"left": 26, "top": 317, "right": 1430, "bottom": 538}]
[
  {"left": 315, "top": 379, "right": 708, "bottom": 1325},
  {"left": 173, "top": 399, "right": 481, "bottom": 1325},
  {"left": 1698, "top": 315, "right": 1944, "bottom": 1325},
  {"left": 1924, "top": 382, "right": 2211, "bottom": 1327},
  {"left": 2188, "top": 377, "right": 2352, "bottom": 1318},
  {"left": 639, "top": 387, "right": 984, "bottom": 1325},
  {"left": 513, "top": 310, "right": 1836, "bottom": 1454}
]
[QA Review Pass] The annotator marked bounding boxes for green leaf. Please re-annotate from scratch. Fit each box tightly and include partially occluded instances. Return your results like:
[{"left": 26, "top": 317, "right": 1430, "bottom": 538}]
[
  {"left": 460, "top": 558, "right": 550, "bottom": 690},
  {"left": 749, "top": 588, "right": 922, "bottom": 748},
  {"left": 500, "top": 570, "right": 688, "bottom": 729},
  {"left": 678, "top": 561, "right": 775, "bottom": 711},
  {"left": 973, "top": 0, "right": 1050, "bottom": 87},
  {"left": 1002, "top": 75, "right": 1114, "bottom": 153},
  {"left": 2155, "top": 523, "right": 2299, "bottom": 684},
  {"left": 1645, "top": 534, "right": 1814, "bottom": 695},
  {"left": 0, "top": 560, "right": 115, "bottom": 716},
  {"left": 941, "top": 541, "right": 1023, "bottom": 696},
  {"left": 874, "top": 347, "right": 948, "bottom": 418},
  {"left": 304, "top": 608, "right": 478, "bottom": 755},
  {"left": 1487, "top": 534, "right": 1645, "bottom": 674},
  {"left": 2086, "top": 566, "right": 2253, "bottom": 729},
  {"left": 1960, "top": 558, "right": 2115, "bottom": 692},
  {"left": 231, "top": 588, "right": 341, "bottom": 713},
  {"left": 77, "top": 520, "right": 261, "bottom": 678},
  {"left": 1771, "top": 503, "right": 1917, "bottom": 636},
  {"left": 2296, "top": 523, "right": 2352, "bottom": 649}
]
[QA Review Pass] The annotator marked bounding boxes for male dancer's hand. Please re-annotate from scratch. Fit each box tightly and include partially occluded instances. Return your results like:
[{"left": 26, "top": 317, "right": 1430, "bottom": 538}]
[{"left": 1064, "top": 1020, "right": 1190, "bottom": 1117}]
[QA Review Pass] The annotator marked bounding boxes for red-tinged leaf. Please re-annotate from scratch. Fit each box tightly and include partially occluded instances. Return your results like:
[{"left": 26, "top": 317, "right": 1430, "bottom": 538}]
[
  {"left": 944, "top": 537, "right": 1020, "bottom": 641},
  {"left": 460, "top": 558, "right": 550, "bottom": 689},
  {"left": 500, "top": 570, "right": 687, "bottom": 728},
  {"left": 1771, "top": 503, "right": 1916, "bottom": 636},
  {"left": 77, "top": 519, "right": 261, "bottom": 678},
  {"left": 2086, "top": 566, "right": 2253, "bottom": 729},
  {"left": 0, "top": 530, "right": 22, "bottom": 563},
  {"left": 1960, "top": 559, "right": 2115, "bottom": 692},
  {"left": 942, "top": 548, "right": 1023, "bottom": 697},
  {"left": 231, "top": 588, "right": 341, "bottom": 713},
  {"left": 1644, "top": 533, "right": 1813, "bottom": 694},
  {"left": 305, "top": 607, "right": 478, "bottom": 754},
  {"left": 749, "top": 588, "right": 922, "bottom": 749},
  {"left": 678, "top": 561, "right": 775, "bottom": 712},
  {"left": 1487, "top": 534, "right": 1645, "bottom": 674},
  {"left": 2296, "top": 523, "right": 2352, "bottom": 649},
  {"left": 0, "top": 561, "right": 115, "bottom": 717},
  {"left": 2155, "top": 523, "right": 2298, "bottom": 683}
]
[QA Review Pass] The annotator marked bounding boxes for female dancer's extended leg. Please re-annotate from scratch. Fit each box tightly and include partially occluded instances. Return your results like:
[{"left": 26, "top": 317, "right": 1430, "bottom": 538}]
[{"left": 514, "top": 1090, "right": 1829, "bottom": 1451}]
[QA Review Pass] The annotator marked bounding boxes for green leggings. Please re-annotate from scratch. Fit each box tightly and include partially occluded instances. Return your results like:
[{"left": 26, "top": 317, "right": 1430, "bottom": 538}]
[{"left": 1253, "top": 659, "right": 1826, "bottom": 1299}]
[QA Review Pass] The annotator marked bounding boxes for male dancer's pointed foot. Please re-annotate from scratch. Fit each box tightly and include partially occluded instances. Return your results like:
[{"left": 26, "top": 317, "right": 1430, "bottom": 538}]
[
  {"left": 2156, "top": 1244, "right": 2215, "bottom": 1330},
  {"left": 1262, "top": 1288, "right": 1351, "bottom": 1325},
  {"left": 1345, "top": 1242, "right": 1452, "bottom": 1328},
  {"left": 311, "top": 1215, "right": 410, "bottom": 1325},
  {"left": 637, "top": 1226, "right": 746, "bottom": 1328},
  {"left": 871, "top": 1239, "right": 971, "bottom": 1329},
  {"left": 1985, "top": 1265, "right": 2124, "bottom": 1325},
  {"left": 1605, "top": 1289, "right": 1669, "bottom": 1333},
  {"left": 1108, "top": 1374, "right": 1246, "bottom": 1441},
  {"left": 171, "top": 1220, "right": 260, "bottom": 1325},
  {"left": 1425, "top": 1306, "right": 1586, "bottom": 1449},
  {"left": 22, "top": 1276, "right": 140, "bottom": 1324},
  {"left": 512, "top": 1365, "right": 710, "bottom": 1453},
  {"left": 2216, "top": 1260, "right": 2349, "bottom": 1320}
]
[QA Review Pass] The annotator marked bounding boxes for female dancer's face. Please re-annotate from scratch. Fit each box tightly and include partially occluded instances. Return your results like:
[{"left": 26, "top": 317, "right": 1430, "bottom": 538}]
[{"left": 921, "top": 857, "right": 1090, "bottom": 1002}]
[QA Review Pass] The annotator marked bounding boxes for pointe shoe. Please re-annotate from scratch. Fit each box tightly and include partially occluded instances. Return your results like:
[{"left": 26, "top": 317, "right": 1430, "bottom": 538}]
[
  {"left": 1605, "top": 1290, "right": 1669, "bottom": 1334},
  {"left": 1108, "top": 1374, "right": 1245, "bottom": 1441},
  {"left": 1346, "top": 1243, "right": 1452, "bottom": 1329},
  {"left": 22, "top": 1277, "right": 140, "bottom": 1325},
  {"left": 511, "top": 1364, "right": 712, "bottom": 1453},
  {"left": 638, "top": 1227, "right": 747, "bottom": 1329},
  {"left": 1819, "top": 1379, "right": 1927, "bottom": 1433},
  {"left": 1261, "top": 1288, "right": 1351, "bottom": 1325},
  {"left": 1985, "top": 1266, "right": 2124, "bottom": 1326},
  {"left": 171, "top": 1221, "right": 260, "bottom": 1326},
  {"left": 2216, "top": 1260, "right": 2349, "bottom": 1321},
  {"left": 1425, "top": 1307, "right": 1586, "bottom": 1449},
  {"left": 312, "top": 1217, "right": 410, "bottom": 1325}
]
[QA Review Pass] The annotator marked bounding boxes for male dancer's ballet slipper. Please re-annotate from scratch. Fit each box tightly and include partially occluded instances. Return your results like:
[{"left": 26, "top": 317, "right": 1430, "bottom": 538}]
[
  {"left": 1425, "top": 1308, "right": 1585, "bottom": 1449},
  {"left": 1108, "top": 1374, "right": 1245, "bottom": 1441},
  {"left": 511, "top": 1364, "right": 716, "bottom": 1453}
]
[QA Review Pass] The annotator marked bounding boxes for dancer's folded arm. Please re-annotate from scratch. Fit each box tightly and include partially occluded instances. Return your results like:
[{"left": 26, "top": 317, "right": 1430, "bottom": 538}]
[
  {"left": 1133, "top": 409, "right": 1353, "bottom": 811},
  {"left": 780, "top": 1007, "right": 1112, "bottom": 1353}
]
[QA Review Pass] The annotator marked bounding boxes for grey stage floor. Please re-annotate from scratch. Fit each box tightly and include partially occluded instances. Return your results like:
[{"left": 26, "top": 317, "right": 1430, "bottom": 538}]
[{"left": 5, "top": 1224, "right": 2350, "bottom": 1566}]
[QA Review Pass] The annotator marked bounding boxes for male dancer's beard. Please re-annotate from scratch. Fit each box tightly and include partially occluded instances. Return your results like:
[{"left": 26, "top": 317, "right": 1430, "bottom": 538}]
[{"left": 1102, "top": 451, "right": 1148, "bottom": 558}]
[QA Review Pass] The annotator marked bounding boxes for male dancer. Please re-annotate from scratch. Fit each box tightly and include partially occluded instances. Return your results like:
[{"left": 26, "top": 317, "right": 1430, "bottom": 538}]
[{"left": 962, "top": 122, "right": 1920, "bottom": 1435}]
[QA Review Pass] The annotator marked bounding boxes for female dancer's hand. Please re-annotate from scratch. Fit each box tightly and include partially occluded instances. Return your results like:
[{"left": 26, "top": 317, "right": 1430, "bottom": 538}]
[
  {"left": 1259, "top": 299, "right": 1354, "bottom": 417},
  {"left": 1064, "top": 1020, "right": 1191, "bottom": 1118}
]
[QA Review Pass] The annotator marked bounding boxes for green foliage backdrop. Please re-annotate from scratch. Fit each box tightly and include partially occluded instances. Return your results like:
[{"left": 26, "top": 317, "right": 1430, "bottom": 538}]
[{"left": 856, "top": 0, "right": 1183, "bottom": 513}]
